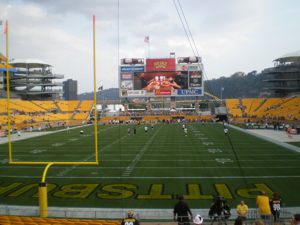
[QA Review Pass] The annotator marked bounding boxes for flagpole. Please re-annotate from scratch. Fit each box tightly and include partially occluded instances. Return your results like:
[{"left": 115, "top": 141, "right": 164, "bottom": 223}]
[
  {"left": 148, "top": 36, "right": 150, "bottom": 58},
  {"left": 220, "top": 87, "right": 222, "bottom": 101},
  {"left": 5, "top": 20, "right": 12, "bottom": 163},
  {"left": 148, "top": 42, "right": 150, "bottom": 58}
]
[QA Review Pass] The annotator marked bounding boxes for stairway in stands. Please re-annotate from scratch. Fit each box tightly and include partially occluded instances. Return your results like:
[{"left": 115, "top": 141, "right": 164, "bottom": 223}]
[
  {"left": 71, "top": 100, "right": 82, "bottom": 120},
  {"left": 253, "top": 98, "right": 267, "bottom": 113}
]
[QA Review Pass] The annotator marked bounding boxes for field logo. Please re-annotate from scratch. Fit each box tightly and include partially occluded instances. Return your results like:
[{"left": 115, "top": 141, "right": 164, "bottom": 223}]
[{"left": 0, "top": 182, "right": 274, "bottom": 200}]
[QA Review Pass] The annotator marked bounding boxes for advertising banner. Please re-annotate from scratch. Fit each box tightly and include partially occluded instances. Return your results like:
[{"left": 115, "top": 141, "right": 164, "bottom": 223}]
[
  {"left": 177, "top": 89, "right": 202, "bottom": 95},
  {"left": 127, "top": 90, "right": 145, "bottom": 96},
  {"left": 176, "top": 64, "right": 201, "bottom": 71},
  {"left": 146, "top": 58, "right": 176, "bottom": 71},
  {"left": 120, "top": 80, "right": 133, "bottom": 90},
  {"left": 121, "top": 73, "right": 133, "bottom": 80},
  {"left": 188, "top": 71, "right": 202, "bottom": 89},
  {"left": 120, "top": 66, "right": 145, "bottom": 72},
  {"left": 155, "top": 89, "right": 172, "bottom": 96}
]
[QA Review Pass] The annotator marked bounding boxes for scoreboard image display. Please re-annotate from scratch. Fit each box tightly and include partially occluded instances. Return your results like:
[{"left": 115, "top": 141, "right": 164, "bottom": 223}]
[{"left": 119, "top": 57, "right": 204, "bottom": 97}]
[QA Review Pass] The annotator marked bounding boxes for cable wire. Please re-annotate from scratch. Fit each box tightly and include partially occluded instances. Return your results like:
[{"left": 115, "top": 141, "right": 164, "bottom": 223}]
[{"left": 173, "top": 0, "right": 218, "bottom": 97}]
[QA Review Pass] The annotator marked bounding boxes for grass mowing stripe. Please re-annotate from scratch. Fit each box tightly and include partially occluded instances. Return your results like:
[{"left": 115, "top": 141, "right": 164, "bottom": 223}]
[
  {"left": 1, "top": 123, "right": 300, "bottom": 209},
  {"left": 1, "top": 175, "right": 300, "bottom": 179},
  {"left": 122, "top": 125, "right": 162, "bottom": 176},
  {"left": 56, "top": 133, "right": 130, "bottom": 176}
]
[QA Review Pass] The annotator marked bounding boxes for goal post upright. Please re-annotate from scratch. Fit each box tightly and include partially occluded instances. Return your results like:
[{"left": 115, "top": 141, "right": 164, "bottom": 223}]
[{"left": 6, "top": 15, "right": 99, "bottom": 217}]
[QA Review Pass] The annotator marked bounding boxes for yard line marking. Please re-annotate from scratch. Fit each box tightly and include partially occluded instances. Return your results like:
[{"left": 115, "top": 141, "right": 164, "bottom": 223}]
[
  {"left": 2, "top": 166, "right": 300, "bottom": 169},
  {"left": 85, "top": 159, "right": 300, "bottom": 162},
  {"left": 122, "top": 126, "right": 162, "bottom": 177},
  {"left": 51, "top": 143, "right": 64, "bottom": 147},
  {"left": 1, "top": 175, "right": 300, "bottom": 179},
  {"left": 57, "top": 132, "right": 129, "bottom": 176},
  {"left": 215, "top": 158, "right": 233, "bottom": 164},
  {"left": 208, "top": 149, "right": 223, "bottom": 153},
  {"left": 29, "top": 149, "right": 47, "bottom": 154}
]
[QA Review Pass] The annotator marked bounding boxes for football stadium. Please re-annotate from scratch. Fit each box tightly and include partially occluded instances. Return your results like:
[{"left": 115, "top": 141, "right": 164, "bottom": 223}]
[{"left": 1, "top": 2, "right": 300, "bottom": 225}]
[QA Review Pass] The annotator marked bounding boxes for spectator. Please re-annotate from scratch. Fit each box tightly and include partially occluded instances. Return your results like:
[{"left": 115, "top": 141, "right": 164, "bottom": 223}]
[
  {"left": 236, "top": 200, "right": 248, "bottom": 220},
  {"left": 256, "top": 191, "right": 271, "bottom": 224},
  {"left": 174, "top": 195, "right": 193, "bottom": 225},
  {"left": 253, "top": 219, "right": 264, "bottom": 225},
  {"left": 234, "top": 216, "right": 244, "bottom": 225},
  {"left": 269, "top": 192, "right": 282, "bottom": 225},
  {"left": 121, "top": 210, "right": 139, "bottom": 225},
  {"left": 293, "top": 214, "right": 300, "bottom": 225}
]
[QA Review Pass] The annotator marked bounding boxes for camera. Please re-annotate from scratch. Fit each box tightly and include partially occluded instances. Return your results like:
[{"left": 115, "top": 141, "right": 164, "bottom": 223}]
[{"left": 208, "top": 196, "right": 231, "bottom": 224}]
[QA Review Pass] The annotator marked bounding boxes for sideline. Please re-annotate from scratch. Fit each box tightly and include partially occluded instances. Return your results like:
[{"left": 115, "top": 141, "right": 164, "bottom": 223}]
[
  {"left": 0, "top": 124, "right": 93, "bottom": 145},
  {"left": 1, "top": 175, "right": 300, "bottom": 179},
  {"left": 228, "top": 124, "right": 300, "bottom": 153},
  {"left": 0, "top": 205, "right": 298, "bottom": 220}
]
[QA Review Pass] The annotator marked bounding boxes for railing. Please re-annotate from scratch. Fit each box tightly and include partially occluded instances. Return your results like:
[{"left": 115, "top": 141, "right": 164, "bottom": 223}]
[{"left": 0, "top": 205, "right": 298, "bottom": 222}]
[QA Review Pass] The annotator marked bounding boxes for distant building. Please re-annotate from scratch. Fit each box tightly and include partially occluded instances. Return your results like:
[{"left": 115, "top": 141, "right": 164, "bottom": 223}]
[
  {"left": 63, "top": 79, "right": 78, "bottom": 100},
  {"left": 9, "top": 58, "right": 64, "bottom": 100},
  {"left": 263, "top": 51, "right": 300, "bottom": 97}
]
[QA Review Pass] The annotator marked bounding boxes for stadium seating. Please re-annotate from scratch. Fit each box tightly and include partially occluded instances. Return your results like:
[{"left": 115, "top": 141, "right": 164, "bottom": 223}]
[
  {"left": 100, "top": 116, "right": 130, "bottom": 122},
  {"left": 73, "top": 113, "right": 88, "bottom": 120},
  {"left": 242, "top": 98, "right": 265, "bottom": 115},
  {"left": 253, "top": 98, "right": 283, "bottom": 117},
  {"left": 225, "top": 99, "right": 243, "bottom": 117},
  {"left": 265, "top": 97, "right": 300, "bottom": 120},
  {"left": 143, "top": 116, "right": 172, "bottom": 121},
  {"left": 0, "top": 216, "right": 121, "bottom": 225},
  {"left": 56, "top": 100, "right": 80, "bottom": 112},
  {"left": 33, "top": 101, "right": 57, "bottom": 111},
  {"left": 11, "top": 100, "right": 47, "bottom": 113},
  {"left": 0, "top": 99, "right": 46, "bottom": 113},
  {"left": 78, "top": 100, "right": 94, "bottom": 112}
]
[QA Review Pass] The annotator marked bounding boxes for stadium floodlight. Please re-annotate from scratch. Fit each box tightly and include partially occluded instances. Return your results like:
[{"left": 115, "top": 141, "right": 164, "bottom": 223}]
[
  {"left": 122, "top": 58, "right": 144, "bottom": 65},
  {"left": 178, "top": 56, "right": 201, "bottom": 63}
]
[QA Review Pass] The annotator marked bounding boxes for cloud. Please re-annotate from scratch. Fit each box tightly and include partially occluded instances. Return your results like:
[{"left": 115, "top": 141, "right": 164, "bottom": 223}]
[{"left": 1, "top": 0, "right": 300, "bottom": 93}]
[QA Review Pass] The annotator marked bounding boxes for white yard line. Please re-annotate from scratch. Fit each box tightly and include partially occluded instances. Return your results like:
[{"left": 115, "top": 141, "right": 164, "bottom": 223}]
[
  {"left": 1, "top": 166, "right": 299, "bottom": 169},
  {"left": 122, "top": 126, "right": 161, "bottom": 177},
  {"left": 56, "top": 134, "right": 128, "bottom": 177},
  {"left": 1, "top": 175, "right": 300, "bottom": 179},
  {"left": 0, "top": 124, "right": 114, "bottom": 145}
]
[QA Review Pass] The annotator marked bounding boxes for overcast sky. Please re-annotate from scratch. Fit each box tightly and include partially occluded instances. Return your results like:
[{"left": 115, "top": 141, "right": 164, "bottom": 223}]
[{"left": 1, "top": 0, "right": 300, "bottom": 93}]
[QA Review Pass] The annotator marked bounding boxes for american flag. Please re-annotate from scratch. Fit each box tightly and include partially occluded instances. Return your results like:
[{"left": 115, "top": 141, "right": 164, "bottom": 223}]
[{"left": 144, "top": 36, "right": 149, "bottom": 43}]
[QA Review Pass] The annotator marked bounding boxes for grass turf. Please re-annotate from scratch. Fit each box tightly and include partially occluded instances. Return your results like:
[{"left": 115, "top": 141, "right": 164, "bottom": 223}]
[
  {"left": 287, "top": 142, "right": 300, "bottom": 147},
  {"left": 0, "top": 123, "right": 300, "bottom": 209}
]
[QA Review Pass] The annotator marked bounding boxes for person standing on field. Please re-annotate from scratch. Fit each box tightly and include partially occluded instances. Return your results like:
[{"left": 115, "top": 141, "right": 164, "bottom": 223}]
[
  {"left": 269, "top": 192, "right": 282, "bottom": 224},
  {"left": 256, "top": 191, "right": 271, "bottom": 224},
  {"left": 236, "top": 200, "right": 248, "bottom": 221},
  {"left": 174, "top": 195, "right": 193, "bottom": 225}
]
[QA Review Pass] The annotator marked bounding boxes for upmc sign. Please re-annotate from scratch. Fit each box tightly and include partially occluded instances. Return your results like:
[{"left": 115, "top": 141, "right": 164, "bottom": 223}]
[{"left": 146, "top": 58, "right": 176, "bottom": 71}]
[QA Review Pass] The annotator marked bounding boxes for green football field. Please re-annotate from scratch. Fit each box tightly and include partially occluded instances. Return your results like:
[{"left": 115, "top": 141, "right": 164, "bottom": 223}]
[{"left": 0, "top": 123, "right": 300, "bottom": 209}]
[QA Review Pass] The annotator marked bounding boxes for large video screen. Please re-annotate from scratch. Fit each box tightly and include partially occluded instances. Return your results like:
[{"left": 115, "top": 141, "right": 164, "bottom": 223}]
[{"left": 119, "top": 62, "right": 203, "bottom": 97}]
